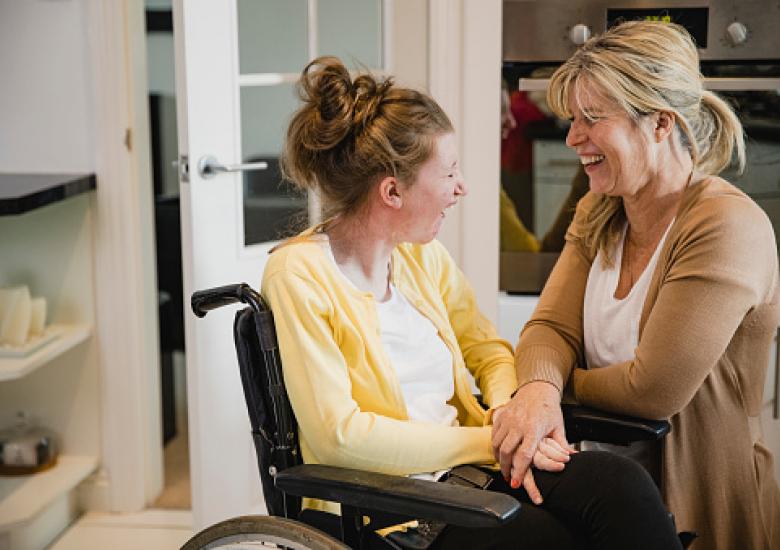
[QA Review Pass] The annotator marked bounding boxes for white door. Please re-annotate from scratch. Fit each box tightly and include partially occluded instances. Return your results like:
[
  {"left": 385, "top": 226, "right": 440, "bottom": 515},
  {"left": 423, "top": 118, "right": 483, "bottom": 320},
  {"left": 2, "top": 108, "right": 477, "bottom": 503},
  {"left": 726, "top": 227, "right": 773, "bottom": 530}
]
[{"left": 173, "top": 0, "right": 420, "bottom": 529}]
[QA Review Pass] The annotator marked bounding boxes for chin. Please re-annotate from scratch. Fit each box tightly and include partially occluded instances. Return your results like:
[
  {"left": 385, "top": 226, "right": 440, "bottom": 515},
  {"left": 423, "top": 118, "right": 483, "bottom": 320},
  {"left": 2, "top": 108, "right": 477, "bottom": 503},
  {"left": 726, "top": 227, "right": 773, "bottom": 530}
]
[
  {"left": 588, "top": 177, "right": 618, "bottom": 196},
  {"left": 414, "top": 232, "right": 438, "bottom": 245}
]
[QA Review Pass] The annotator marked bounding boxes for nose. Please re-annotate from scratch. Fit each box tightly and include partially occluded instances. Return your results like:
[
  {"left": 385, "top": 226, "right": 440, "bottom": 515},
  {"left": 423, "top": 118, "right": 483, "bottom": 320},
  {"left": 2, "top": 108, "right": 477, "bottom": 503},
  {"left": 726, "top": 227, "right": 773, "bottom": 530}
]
[
  {"left": 455, "top": 173, "right": 468, "bottom": 197},
  {"left": 565, "top": 118, "right": 586, "bottom": 148}
]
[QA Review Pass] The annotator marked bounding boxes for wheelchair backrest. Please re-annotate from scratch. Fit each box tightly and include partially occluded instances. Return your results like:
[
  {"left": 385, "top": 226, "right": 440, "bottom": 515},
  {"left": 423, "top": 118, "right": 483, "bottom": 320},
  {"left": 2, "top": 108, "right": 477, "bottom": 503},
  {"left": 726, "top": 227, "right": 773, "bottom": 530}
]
[{"left": 233, "top": 304, "right": 302, "bottom": 518}]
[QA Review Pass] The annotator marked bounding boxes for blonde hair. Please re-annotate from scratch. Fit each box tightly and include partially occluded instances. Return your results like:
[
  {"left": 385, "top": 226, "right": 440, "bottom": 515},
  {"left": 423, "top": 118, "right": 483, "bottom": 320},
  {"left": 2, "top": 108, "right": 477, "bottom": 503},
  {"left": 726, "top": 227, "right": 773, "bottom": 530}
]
[
  {"left": 281, "top": 56, "right": 453, "bottom": 222},
  {"left": 547, "top": 21, "right": 745, "bottom": 263}
]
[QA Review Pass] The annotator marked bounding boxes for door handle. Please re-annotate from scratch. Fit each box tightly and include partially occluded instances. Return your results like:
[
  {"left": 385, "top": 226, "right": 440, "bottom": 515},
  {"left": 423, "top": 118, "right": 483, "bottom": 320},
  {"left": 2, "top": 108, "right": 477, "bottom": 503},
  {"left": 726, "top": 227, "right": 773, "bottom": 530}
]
[{"left": 197, "top": 155, "right": 268, "bottom": 179}]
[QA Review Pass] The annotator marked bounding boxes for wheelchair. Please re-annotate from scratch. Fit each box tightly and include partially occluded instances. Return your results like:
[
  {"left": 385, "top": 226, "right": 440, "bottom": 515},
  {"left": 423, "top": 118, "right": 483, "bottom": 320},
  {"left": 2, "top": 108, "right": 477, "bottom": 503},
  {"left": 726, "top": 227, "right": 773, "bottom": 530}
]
[{"left": 182, "top": 283, "right": 677, "bottom": 549}]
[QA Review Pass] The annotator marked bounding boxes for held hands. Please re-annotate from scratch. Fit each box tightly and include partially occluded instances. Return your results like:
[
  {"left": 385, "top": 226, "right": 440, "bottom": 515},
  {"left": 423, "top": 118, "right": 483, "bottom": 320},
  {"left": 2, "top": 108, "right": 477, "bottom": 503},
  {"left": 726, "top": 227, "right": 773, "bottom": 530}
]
[{"left": 491, "top": 381, "right": 572, "bottom": 504}]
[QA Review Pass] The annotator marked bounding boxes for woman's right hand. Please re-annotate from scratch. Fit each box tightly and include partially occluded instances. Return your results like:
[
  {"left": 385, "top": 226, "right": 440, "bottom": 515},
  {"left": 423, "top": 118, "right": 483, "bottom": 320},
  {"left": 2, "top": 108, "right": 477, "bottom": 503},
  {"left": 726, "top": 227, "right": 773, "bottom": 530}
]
[{"left": 491, "top": 381, "right": 569, "bottom": 503}]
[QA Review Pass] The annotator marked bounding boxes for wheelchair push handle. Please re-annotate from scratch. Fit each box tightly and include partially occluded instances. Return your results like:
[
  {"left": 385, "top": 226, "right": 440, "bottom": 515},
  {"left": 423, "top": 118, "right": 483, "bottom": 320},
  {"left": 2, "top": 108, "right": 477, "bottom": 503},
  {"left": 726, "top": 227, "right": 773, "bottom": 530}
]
[{"left": 191, "top": 283, "right": 264, "bottom": 317}]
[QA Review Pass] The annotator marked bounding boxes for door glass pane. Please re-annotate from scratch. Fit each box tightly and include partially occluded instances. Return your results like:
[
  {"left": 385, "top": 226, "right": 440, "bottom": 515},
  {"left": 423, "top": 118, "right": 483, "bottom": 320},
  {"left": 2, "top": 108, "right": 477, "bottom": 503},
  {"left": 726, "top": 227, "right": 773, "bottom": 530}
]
[
  {"left": 318, "top": 0, "right": 382, "bottom": 69},
  {"left": 240, "top": 84, "right": 307, "bottom": 245},
  {"left": 237, "top": 0, "right": 309, "bottom": 74}
]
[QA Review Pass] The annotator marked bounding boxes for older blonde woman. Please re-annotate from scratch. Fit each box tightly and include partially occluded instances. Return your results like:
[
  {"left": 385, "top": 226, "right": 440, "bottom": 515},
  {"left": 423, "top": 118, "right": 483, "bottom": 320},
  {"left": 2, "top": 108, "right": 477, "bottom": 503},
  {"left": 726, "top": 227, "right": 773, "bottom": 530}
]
[{"left": 492, "top": 21, "right": 780, "bottom": 549}]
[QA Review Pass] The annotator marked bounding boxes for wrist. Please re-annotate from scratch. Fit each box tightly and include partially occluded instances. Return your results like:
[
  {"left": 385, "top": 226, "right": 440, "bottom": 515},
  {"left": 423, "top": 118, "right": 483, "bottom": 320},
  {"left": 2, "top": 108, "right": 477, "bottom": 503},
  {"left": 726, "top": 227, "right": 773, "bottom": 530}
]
[{"left": 514, "top": 380, "right": 562, "bottom": 400}]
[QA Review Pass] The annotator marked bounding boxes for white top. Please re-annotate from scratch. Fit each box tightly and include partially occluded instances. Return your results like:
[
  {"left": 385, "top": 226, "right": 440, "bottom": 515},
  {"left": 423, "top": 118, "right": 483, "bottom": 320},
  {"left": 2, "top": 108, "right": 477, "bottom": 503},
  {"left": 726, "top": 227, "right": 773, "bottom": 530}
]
[
  {"left": 374, "top": 284, "right": 458, "bottom": 428},
  {"left": 584, "top": 222, "right": 672, "bottom": 370},
  {"left": 581, "top": 221, "right": 672, "bottom": 479}
]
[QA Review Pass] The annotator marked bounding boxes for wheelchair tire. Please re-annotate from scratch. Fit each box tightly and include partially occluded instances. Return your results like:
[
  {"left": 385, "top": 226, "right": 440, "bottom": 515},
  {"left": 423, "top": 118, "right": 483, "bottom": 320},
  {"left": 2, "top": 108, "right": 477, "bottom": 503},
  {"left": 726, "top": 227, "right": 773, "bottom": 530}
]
[{"left": 181, "top": 514, "right": 350, "bottom": 550}]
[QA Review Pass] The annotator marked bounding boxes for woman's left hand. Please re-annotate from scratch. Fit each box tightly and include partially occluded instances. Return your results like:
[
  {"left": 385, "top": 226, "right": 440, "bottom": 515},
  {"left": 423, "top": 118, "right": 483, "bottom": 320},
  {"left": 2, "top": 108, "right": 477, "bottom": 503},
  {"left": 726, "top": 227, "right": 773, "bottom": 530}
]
[{"left": 532, "top": 437, "right": 576, "bottom": 472}]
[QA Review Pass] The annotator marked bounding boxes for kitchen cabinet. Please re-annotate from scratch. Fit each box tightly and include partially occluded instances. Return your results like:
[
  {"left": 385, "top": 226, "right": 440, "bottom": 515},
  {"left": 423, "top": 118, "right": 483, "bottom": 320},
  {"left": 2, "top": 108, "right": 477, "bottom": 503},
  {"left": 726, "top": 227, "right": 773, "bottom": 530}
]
[
  {"left": 0, "top": 173, "right": 98, "bottom": 550},
  {"left": 498, "top": 294, "right": 780, "bottom": 483}
]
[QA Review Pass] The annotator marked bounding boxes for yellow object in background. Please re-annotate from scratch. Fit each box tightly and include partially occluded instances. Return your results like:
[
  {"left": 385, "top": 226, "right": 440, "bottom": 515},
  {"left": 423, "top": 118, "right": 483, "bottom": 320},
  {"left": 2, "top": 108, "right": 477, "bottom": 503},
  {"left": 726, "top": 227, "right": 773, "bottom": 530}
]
[{"left": 499, "top": 188, "right": 539, "bottom": 252}]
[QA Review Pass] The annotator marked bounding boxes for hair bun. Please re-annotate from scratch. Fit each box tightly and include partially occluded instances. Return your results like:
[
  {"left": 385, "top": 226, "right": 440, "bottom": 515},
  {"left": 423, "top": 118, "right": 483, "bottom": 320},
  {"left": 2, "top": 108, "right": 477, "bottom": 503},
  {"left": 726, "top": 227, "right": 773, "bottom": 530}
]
[
  {"left": 351, "top": 74, "right": 393, "bottom": 130},
  {"left": 297, "top": 56, "right": 356, "bottom": 150}
]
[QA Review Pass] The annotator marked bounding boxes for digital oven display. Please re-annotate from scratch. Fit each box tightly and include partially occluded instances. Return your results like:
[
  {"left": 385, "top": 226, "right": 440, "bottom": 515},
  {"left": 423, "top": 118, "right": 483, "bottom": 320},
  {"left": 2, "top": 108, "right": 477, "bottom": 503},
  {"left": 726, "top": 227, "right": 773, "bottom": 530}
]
[{"left": 606, "top": 8, "right": 708, "bottom": 47}]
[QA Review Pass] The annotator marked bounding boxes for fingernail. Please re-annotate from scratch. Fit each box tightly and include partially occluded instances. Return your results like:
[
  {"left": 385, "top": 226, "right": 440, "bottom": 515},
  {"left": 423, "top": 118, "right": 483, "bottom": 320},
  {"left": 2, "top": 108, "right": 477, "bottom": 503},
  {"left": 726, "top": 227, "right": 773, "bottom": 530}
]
[
  {"left": 510, "top": 478, "right": 520, "bottom": 489},
  {"left": 534, "top": 496, "right": 543, "bottom": 505}
]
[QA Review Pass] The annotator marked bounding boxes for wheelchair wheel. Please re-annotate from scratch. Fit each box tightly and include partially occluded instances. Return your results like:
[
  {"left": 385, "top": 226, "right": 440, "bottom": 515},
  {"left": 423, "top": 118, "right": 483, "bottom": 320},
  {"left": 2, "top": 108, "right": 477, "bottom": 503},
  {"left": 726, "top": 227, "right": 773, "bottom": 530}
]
[{"left": 181, "top": 515, "right": 350, "bottom": 550}]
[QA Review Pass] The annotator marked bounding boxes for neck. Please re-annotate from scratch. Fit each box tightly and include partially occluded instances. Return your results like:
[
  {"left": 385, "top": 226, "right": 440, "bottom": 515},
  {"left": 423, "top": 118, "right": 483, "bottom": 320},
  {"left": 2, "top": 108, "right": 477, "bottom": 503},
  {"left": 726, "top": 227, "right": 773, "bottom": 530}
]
[
  {"left": 325, "top": 208, "right": 397, "bottom": 298},
  {"left": 623, "top": 155, "right": 694, "bottom": 246}
]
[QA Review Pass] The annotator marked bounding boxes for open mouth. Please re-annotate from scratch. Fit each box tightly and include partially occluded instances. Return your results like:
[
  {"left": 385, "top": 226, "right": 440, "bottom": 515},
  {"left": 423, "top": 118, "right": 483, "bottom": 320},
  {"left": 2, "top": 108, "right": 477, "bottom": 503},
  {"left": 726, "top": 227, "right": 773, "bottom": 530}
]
[
  {"left": 580, "top": 154, "right": 605, "bottom": 168},
  {"left": 441, "top": 203, "right": 457, "bottom": 218}
]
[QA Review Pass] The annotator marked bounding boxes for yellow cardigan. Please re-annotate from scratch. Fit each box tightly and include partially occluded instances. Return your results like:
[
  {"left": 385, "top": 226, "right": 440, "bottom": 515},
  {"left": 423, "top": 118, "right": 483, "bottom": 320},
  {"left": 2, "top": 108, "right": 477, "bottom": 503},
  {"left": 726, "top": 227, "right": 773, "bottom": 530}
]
[{"left": 262, "top": 235, "right": 517, "bottom": 511}]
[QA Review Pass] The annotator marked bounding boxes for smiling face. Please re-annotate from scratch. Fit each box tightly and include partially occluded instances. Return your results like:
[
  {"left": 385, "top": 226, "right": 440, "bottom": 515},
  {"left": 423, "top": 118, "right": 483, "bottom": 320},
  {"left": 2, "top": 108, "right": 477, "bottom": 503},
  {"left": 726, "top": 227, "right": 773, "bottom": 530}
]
[
  {"left": 396, "top": 132, "right": 467, "bottom": 243},
  {"left": 565, "top": 81, "right": 658, "bottom": 197}
]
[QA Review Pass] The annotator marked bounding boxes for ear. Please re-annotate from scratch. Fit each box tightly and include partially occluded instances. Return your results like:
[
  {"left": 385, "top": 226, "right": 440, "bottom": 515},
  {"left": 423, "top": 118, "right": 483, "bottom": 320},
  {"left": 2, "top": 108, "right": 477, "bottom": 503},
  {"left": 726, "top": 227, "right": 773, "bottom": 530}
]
[
  {"left": 378, "top": 175, "right": 403, "bottom": 209},
  {"left": 653, "top": 111, "right": 675, "bottom": 143}
]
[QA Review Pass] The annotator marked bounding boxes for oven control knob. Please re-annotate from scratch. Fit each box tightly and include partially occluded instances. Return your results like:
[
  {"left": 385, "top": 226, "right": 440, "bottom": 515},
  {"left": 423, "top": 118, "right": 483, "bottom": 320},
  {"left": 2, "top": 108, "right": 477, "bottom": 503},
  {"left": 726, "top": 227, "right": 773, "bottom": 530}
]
[
  {"left": 726, "top": 21, "right": 748, "bottom": 46},
  {"left": 569, "top": 24, "right": 592, "bottom": 46}
]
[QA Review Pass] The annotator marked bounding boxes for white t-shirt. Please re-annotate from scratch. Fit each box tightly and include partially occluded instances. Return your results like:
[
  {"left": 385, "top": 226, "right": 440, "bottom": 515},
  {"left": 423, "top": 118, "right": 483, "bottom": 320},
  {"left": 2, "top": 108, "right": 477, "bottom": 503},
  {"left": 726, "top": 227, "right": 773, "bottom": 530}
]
[
  {"left": 374, "top": 284, "right": 458, "bottom": 429},
  {"left": 581, "top": 221, "right": 672, "bottom": 479}
]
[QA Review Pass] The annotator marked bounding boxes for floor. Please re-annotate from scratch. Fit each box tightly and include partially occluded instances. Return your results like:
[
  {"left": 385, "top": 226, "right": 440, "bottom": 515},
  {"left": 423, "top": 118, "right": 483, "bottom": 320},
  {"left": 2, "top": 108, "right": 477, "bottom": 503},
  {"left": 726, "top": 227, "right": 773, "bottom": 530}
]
[
  {"left": 153, "top": 423, "right": 191, "bottom": 509},
  {"left": 52, "top": 401, "right": 194, "bottom": 548},
  {"left": 50, "top": 509, "right": 193, "bottom": 550}
]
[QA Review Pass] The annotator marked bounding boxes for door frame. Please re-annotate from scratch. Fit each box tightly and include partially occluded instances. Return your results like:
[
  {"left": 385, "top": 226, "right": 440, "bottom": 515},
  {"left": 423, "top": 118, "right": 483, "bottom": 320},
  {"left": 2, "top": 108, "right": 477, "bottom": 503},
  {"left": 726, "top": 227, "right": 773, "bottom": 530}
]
[
  {"left": 82, "top": 0, "right": 163, "bottom": 512},
  {"left": 82, "top": 0, "right": 502, "bottom": 514},
  {"left": 429, "top": 0, "right": 502, "bottom": 322}
]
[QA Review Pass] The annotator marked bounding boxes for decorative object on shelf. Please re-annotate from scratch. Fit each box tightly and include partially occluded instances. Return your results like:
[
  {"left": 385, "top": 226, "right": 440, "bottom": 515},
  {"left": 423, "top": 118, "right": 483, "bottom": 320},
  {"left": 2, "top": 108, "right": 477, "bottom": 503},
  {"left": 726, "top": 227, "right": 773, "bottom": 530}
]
[
  {"left": 0, "top": 412, "right": 59, "bottom": 475},
  {"left": 0, "top": 286, "right": 57, "bottom": 357}
]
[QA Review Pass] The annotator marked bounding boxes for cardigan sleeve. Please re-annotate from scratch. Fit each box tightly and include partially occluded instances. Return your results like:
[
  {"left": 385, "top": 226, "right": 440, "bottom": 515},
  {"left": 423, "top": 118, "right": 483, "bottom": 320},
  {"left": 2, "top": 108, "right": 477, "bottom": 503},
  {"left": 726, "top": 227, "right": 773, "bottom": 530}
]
[
  {"left": 514, "top": 194, "right": 595, "bottom": 392},
  {"left": 262, "top": 267, "right": 496, "bottom": 475},
  {"left": 572, "top": 194, "right": 777, "bottom": 419},
  {"left": 423, "top": 241, "right": 518, "bottom": 410}
]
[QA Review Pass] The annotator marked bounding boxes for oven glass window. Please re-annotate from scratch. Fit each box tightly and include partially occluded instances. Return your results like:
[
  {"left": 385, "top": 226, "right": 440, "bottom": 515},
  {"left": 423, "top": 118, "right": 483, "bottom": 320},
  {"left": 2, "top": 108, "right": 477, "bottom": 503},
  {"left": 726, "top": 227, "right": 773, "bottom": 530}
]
[{"left": 707, "top": 64, "right": 780, "bottom": 253}]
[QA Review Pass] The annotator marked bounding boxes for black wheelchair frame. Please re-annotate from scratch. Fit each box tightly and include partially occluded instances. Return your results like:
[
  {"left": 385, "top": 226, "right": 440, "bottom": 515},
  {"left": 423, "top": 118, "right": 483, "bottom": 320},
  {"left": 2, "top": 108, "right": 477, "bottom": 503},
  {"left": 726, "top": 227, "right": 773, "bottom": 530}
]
[{"left": 182, "top": 283, "right": 672, "bottom": 550}]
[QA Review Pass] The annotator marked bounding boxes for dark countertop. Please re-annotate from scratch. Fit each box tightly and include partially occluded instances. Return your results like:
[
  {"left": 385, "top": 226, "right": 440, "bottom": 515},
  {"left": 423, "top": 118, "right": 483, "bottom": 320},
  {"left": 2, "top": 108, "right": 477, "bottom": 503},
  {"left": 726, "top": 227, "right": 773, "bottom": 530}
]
[{"left": 0, "top": 173, "right": 96, "bottom": 216}]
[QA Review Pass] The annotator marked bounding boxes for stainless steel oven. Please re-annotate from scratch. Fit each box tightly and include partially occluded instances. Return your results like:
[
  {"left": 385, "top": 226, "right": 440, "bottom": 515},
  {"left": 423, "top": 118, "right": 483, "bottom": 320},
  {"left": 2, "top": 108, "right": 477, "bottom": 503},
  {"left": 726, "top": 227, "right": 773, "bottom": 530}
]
[{"left": 499, "top": 0, "right": 780, "bottom": 294}]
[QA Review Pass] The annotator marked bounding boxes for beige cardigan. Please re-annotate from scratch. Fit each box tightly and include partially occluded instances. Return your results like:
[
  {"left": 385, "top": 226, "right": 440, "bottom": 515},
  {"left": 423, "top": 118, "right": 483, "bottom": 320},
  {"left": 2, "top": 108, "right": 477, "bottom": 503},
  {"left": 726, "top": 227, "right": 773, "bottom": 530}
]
[{"left": 516, "top": 177, "right": 780, "bottom": 549}]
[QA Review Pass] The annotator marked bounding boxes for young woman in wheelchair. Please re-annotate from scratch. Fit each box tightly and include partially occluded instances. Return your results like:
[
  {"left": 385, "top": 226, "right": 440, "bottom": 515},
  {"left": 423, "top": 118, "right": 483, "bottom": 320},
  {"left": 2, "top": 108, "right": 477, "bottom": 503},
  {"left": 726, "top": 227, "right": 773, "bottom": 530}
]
[{"left": 261, "top": 56, "right": 682, "bottom": 549}]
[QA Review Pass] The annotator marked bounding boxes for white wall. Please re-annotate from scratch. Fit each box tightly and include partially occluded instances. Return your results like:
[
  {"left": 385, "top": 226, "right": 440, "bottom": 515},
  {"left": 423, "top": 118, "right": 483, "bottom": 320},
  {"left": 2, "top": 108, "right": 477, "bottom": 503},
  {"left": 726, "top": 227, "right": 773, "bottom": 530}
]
[{"left": 0, "top": 0, "right": 94, "bottom": 172}]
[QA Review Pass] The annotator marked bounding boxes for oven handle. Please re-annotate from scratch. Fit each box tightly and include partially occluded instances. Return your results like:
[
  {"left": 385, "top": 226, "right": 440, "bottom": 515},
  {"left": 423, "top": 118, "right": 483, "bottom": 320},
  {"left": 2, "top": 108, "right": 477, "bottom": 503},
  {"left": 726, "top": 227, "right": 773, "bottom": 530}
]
[{"left": 518, "top": 77, "right": 780, "bottom": 92}]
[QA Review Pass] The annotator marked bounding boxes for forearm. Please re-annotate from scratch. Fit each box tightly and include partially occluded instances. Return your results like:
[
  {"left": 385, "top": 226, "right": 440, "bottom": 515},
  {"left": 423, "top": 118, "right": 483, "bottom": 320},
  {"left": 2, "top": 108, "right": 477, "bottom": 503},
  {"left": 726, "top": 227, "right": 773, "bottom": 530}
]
[
  {"left": 571, "top": 364, "right": 676, "bottom": 419},
  {"left": 298, "top": 409, "right": 495, "bottom": 474}
]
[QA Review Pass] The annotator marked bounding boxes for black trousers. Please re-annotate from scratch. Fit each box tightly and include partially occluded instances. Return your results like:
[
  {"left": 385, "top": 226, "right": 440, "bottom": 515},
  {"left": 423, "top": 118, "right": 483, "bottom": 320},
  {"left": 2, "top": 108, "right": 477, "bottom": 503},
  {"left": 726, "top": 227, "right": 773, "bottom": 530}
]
[{"left": 432, "top": 451, "right": 682, "bottom": 550}]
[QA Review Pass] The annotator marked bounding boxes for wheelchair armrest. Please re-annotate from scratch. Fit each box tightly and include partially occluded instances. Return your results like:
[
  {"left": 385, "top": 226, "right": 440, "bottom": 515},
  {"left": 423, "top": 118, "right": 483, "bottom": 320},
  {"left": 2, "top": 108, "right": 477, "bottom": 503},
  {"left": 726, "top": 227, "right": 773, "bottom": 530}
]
[
  {"left": 275, "top": 464, "right": 520, "bottom": 528},
  {"left": 562, "top": 404, "right": 670, "bottom": 445}
]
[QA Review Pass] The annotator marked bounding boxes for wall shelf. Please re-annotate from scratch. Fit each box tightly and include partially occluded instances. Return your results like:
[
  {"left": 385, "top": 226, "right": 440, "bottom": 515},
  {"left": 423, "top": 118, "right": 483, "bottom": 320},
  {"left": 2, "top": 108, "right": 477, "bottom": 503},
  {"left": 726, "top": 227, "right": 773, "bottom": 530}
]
[
  {"left": 0, "top": 455, "right": 98, "bottom": 530},
  {"left": 0, "top": 173, "right": 96, "bottom": 216},
  {"left": 0, "top": 324, "right": 92, "bottom": 382}
]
